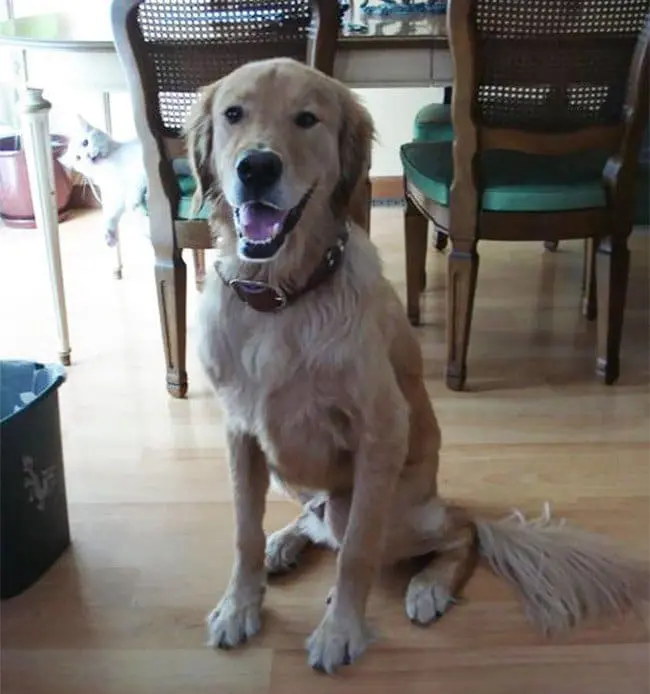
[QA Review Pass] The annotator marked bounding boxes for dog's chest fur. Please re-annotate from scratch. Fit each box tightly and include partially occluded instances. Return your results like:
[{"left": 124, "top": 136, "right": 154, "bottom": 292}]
[{"left": 198, "top": 249, "right": 382, "bottom": 491}]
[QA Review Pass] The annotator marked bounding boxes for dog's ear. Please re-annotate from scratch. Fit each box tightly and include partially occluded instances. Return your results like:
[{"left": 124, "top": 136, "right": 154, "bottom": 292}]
[
  {"left": 331, "top": 88, "right": 375, "bottom": 219},
  {"left": 185, "top": 80, "right": 221, "bottom": 215}
]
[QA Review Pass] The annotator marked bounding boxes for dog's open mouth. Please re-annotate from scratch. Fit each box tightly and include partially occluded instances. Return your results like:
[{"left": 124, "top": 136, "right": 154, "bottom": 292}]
[{"left": 235, "top": 186, "right": 313, "bottom": 261}]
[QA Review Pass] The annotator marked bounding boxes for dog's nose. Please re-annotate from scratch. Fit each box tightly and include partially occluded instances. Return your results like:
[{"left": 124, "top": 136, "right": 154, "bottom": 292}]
[{"left": 236, "top": 150, "right": 283, "bottom": 192}]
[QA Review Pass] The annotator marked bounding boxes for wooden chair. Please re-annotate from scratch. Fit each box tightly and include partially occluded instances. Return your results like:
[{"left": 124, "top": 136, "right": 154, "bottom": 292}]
[
  {"left": 111, "top": 0, "right": 340, "bottom": 398},
  {"left": 401, "top": 0, "right": 650, "bottom": 391},
  {"left": 411, "top": 101, "right": 569, "bottom": 254}
]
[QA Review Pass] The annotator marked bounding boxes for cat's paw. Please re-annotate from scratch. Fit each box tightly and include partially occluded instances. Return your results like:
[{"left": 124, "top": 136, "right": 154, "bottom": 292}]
[{"left": 104, "top": 228, "right": 118, "bottom": 247}]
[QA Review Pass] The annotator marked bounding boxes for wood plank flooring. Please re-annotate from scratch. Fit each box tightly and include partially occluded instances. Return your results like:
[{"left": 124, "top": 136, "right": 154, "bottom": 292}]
[{"left": 1, "top": 208, "right": 648, "bottom": 693}]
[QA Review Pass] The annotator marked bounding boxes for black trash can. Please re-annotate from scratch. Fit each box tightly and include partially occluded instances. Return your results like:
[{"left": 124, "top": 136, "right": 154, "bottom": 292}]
[{"left": 1, "top": 360, "right": 71, "bottom": 599}]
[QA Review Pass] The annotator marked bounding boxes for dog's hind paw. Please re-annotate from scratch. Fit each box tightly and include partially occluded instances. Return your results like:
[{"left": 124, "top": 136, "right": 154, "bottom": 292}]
[
  {"left": 265, "top": 526, "right": 310, "bottom": 575},
  {"left": 206, "top": 591, "right": 263, "bottom": 649},
  {"left": 306, "top": 609, "right": 373, "bottom": 674},
  {"left": 405, "top": 575, "right": 457, "bottom": 626}
]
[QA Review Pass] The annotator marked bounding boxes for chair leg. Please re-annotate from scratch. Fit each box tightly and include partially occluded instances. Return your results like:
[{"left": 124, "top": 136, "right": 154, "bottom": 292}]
[
  {"left": 364, "top": 176, "right": 372, "bottom": 236},
  {"left": 420, "top": 266, "right": 427, "bottom": 292},
  {"left": 434, "top": 226, "right": 448, "bottom": 252},
  {"left": 446, "top": 239, "right": 479, "bottom": 391},
  {"left": 404, "top": 196, "right": 428, "bottom": 326},
  {"left": 349, "top": 176, "right": 371, "bottom": 234},
  {"left": 155, "top": 252, "right": 188, "bottom": 398},
  {"left": 595, "top": 236, "right": 630, "bottom": 385},
  {"left": 581, "top": 237, "right": 597, "bottom": 320},
  {"left": 192, "top": 249, "right": 207, "bottom": 292}
]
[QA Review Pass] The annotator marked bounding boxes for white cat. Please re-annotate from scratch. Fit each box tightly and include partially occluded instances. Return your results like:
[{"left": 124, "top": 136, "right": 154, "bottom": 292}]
[
  {"left": 62, "top": 115, "right": 201, "bottom": 283},
  {"left": 63, "top": 116, "right": 147, "bottom": 248}
]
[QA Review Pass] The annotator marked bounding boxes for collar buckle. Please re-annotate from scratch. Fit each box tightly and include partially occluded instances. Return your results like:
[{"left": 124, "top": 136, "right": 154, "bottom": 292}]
[
  {"left": 229, "top": 279, "right": 288, "bottom": 312},
  {"left": 217, "top": 228, "right": 349, "bottom": 313}
]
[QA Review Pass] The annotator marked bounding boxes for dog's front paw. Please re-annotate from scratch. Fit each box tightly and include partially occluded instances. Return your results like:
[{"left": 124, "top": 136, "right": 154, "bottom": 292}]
[
  {"left": 206, "top": 590, "right": 264, "bottom": 649},
  {"left": 306, "top": 609, "right": 373, "bottom": 674}
]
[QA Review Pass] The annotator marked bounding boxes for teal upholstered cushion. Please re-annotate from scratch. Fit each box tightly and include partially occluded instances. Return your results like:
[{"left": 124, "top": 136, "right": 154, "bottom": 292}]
[
  {"left": 141, "top": 158, "right": 210, "bottom": 220},
  {"left": 413, "top": 103, "right": 453, "bottom": 142},
  {"left": 176, "top": 172, "right": 210, "bottom": 220},
  {"left": 174, "top": 158, "right": 210, "bottom": 220},
  {"left": 401, "top": 141, "right": 650, "bottom": 219},
  {"left": 176, "top": 172, "right": 195, "bottom": 196}
]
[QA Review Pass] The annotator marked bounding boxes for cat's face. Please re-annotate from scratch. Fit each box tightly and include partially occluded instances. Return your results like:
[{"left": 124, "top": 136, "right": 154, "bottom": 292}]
[{"left": 63, "top": 117, "right": 112, "bottom": 176}]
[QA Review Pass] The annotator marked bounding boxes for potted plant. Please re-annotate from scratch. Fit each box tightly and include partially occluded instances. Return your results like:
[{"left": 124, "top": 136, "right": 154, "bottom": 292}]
[{"left": 0, "top": 133, "right": 73, "bottom": 228}]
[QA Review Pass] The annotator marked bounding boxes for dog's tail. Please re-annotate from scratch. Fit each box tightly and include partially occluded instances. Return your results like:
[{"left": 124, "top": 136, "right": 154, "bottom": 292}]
[{"left": 474, "top": 504, "right": 649, "bottom": 634}]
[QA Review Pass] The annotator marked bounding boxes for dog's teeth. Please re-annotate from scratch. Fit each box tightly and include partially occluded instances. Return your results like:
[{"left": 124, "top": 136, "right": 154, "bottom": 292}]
[{"left": 247, "top": 237, "right": 276, "bottom": 247}]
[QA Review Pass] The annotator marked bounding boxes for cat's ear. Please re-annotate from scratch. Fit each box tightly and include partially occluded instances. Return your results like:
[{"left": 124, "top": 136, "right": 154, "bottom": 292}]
[
  {"left": 185, "top": 79, "right": 221, "bottom": 215},
  {"left": 76, "top": 114, "right": 92, "bottom": 131}
]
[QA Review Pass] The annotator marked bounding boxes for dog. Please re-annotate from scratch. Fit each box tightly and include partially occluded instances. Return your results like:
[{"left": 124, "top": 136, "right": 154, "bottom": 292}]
[{"left": 185, "top": 57, "right": 648, "bottom": 674}]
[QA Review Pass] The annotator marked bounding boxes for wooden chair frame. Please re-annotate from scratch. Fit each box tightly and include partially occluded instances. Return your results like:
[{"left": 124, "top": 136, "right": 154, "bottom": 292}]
[{"left": 404, "top": 1, "right": 650, "bottom": 390}]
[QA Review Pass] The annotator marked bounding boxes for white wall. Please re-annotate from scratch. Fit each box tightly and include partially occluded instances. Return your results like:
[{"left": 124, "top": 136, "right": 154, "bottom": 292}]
[{"left": 355, "top": 87, "right": 443, "bottom": 177}]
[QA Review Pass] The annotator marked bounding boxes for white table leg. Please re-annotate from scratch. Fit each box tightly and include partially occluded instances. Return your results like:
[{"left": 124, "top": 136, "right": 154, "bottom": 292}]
[{"left": 19, "top": 87, "right": 72, "bottom": 366}]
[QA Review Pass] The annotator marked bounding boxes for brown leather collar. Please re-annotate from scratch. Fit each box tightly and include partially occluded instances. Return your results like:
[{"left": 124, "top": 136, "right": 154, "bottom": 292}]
[{"left": 214, "top": 230, "right": 349, "bottom": 313}]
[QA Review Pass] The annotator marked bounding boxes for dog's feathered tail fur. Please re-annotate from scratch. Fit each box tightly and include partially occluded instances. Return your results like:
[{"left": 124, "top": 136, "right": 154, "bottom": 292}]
[{"left": 474, "top": 504, "right": 649, "bottom": 634}]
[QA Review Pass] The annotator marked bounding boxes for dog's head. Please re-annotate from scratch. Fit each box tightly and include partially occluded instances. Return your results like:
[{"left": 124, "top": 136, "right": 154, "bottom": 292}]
[{"left": 185, "top": 58, "right": 374, "bottom": 263}]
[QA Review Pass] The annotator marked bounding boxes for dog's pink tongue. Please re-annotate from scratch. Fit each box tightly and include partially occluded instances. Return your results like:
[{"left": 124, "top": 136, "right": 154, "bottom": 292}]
[{"left": 239, "top": 203, "right": 287, "bottom": 241}]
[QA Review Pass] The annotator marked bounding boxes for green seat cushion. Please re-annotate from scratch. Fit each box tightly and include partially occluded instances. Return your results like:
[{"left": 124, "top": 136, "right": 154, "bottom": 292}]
[
  {"left": 176, "top": 172, "right": 195, "bottom": 196},
  {"left": 413, "top": 103, "right": 453, "bottom": 142},
  {"left": 401, "top": 141, "right": 650, "bottom": 219},
  {"left": 141, "top": 158, "right": 210, "bottom": 220},
  {"left": 176, "top": 171, "right": 210, "bottom": 220}
]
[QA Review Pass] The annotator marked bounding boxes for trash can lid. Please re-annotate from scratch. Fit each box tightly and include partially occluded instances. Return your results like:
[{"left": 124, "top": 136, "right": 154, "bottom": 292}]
[{"left": 0, "top": 360, "right": 66, "bottom": 424}]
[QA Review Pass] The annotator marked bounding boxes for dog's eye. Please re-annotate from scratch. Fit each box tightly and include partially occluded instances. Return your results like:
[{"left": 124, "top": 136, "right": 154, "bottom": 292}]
[
  {"left": 294, "top": 111, "right": 319, "bottom": 129},
  {"left": 224, "top": 106, "right": 244, "bottom": 125},
  {"left": 81, "top": 139, "right": 88, "bottom": 147}
]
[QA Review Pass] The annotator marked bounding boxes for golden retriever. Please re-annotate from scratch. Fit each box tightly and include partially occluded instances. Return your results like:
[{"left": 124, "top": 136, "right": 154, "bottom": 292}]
[{"left": 186, "top": 57, "right": 647, "bottom": 674}]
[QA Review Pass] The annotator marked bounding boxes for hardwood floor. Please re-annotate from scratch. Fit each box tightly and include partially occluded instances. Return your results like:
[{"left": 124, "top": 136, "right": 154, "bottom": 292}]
[{"left": 1, "top": 208, "right": 649, "bottom": 693}]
